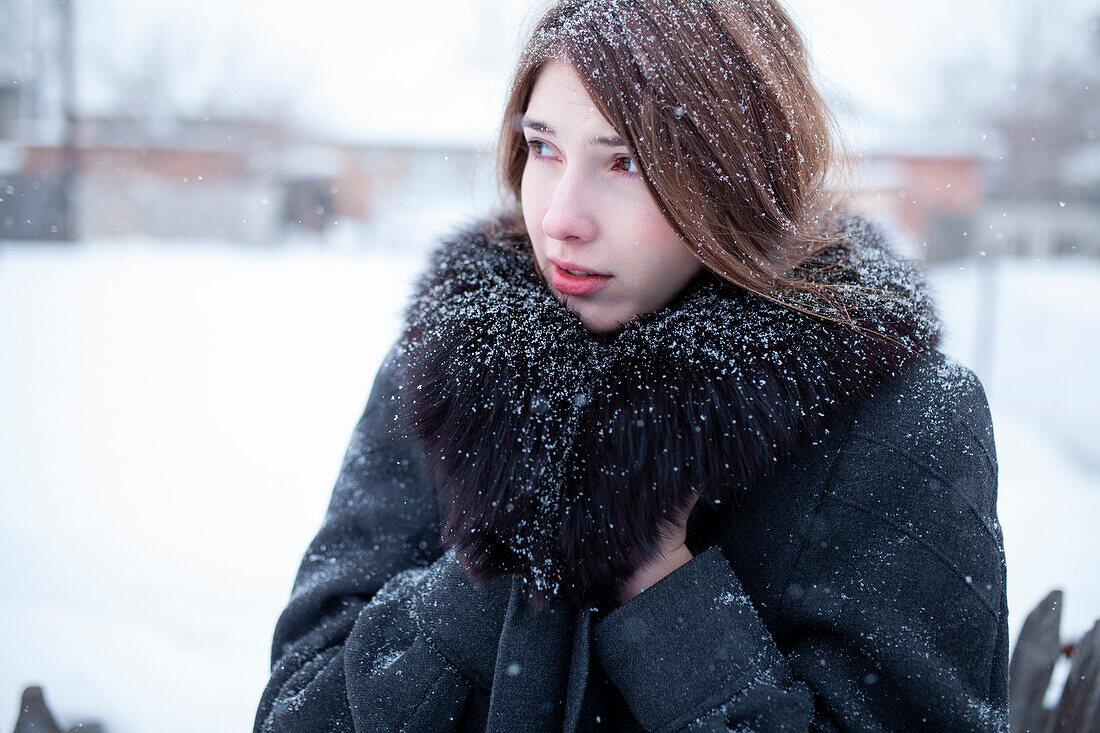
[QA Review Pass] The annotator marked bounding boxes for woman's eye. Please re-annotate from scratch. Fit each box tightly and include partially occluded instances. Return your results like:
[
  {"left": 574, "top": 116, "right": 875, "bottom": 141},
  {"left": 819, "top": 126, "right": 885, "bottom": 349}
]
[
  {"left": 524, "top": 140, "right": 638, "bottom": 177},
  {"left": 616, "top": 156, "right": 639, "bottom": 175},
  {"left": 526, "top": 139, "right": 551, "bottom": 157}
]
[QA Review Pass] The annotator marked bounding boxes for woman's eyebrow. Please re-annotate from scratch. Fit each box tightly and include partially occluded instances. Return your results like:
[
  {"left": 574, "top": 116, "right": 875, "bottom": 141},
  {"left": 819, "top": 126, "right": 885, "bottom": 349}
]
[{"left": 520, "top": 116, "right": 627, "bottom": 148}]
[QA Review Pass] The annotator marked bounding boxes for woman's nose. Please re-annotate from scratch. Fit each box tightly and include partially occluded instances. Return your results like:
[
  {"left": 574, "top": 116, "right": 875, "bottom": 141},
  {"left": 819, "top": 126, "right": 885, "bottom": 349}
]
[{"left": 541, "top": 172, "right": 597, "bottom": 243}]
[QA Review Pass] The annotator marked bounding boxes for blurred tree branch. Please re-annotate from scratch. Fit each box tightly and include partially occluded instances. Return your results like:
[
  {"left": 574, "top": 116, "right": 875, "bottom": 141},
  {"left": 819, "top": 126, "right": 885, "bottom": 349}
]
[
  {"left": 83, "top": 6, "right": 301, "bottom": 129},
  {"left": 929, "top": 1, "right": 1100, "bottom": 201}
]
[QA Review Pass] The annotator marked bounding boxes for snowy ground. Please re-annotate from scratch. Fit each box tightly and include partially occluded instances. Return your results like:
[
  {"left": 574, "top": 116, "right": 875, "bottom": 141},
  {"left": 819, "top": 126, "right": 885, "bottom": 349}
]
[{"left": 0, "top": 239, "right": 1097, "bottom": 732}]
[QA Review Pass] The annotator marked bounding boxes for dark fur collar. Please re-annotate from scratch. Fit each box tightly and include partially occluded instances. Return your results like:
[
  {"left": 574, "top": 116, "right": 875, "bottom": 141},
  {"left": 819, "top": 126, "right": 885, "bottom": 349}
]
[{"left": 393, "top": 215, "right": 941, "bottom": 610}]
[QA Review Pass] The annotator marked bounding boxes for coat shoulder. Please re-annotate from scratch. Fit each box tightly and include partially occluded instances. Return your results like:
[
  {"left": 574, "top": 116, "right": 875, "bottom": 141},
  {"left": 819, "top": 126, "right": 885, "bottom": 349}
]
[
  {"left": 825, "top": 349, "right": 1004, "bottom": 607},
  {"left": 847, "top": 349, "right": 997, "bottom": 492}
]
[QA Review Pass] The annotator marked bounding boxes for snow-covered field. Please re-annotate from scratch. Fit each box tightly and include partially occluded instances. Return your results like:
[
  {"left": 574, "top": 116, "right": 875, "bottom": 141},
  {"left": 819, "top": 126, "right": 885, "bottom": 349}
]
[{"left": 1, "top": 239, "right": 1097, "bottom": 732}]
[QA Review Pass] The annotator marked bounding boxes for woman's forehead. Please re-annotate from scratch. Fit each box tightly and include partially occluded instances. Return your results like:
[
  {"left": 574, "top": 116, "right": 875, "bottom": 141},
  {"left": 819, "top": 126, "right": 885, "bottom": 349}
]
[
  {"left": 525, "top": 63, "right": 615, "bottom": 131},
  {"left": 530, "top": 61, "right": 590, "bottom": 103},
  {"left": 525, "top": 62, "right": 611, "bottom": 122}
]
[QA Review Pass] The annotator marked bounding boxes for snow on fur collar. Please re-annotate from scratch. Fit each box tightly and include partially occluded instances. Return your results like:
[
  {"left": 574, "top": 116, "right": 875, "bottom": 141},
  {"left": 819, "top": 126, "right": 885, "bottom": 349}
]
[{"left": 393, "top": 215, "right": 941, "bottom": 611}]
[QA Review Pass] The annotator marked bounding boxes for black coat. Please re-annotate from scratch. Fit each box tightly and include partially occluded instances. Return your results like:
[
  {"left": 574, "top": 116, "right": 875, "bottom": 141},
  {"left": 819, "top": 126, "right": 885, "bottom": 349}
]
[{"left": 255, "top": 216, "right": 1009, "bottom": 732}]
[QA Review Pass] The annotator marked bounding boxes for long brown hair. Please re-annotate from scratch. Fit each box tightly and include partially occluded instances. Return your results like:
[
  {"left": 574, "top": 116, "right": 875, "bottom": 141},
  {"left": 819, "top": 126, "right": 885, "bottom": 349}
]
[{"left": 491, "top": 0, "right": 857, "bottom": 316}]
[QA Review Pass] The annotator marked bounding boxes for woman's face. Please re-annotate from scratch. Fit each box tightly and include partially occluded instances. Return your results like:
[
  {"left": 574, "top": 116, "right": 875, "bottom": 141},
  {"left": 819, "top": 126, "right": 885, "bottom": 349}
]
[{"left": 520, "top": 60, "right": 703, "bottom": 334}]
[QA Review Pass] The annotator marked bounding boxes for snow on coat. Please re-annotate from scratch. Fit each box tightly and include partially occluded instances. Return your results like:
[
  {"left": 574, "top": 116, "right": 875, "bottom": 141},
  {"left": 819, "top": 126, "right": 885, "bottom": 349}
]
[{"left": 395, "top": 214, "right": 941, "bottom": 610}]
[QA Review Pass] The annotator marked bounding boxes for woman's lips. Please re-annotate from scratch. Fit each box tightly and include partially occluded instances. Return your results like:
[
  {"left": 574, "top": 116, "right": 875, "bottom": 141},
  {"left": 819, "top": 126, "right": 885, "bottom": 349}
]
[{"left": 550, "top": 264, "right": 612, "bottom": 296}]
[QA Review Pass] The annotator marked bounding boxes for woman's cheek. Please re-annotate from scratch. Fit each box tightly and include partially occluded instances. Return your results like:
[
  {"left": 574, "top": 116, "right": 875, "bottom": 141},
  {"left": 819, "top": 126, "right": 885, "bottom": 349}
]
[
  {"left": 521, "top": 168, "right": 549, "bottom": 218},
  {"left": 631, "top": 199, "right": 673, "bottom": 235}
]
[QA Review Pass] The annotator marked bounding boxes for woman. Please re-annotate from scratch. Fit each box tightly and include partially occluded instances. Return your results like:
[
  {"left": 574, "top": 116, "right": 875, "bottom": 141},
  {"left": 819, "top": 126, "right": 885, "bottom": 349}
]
[{"left": 255, "top": 0, "right": 1009, "bottom": 730}]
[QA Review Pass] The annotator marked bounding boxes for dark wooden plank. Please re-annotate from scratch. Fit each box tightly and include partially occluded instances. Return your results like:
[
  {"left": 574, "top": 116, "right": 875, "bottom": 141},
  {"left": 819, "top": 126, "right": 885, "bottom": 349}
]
[
  {"left": 13, "top": 686, "right": 63, "bottom": 733},
  {"left": 1010, "top": 590, "right": 1063, "bottom": 733},
  {"left": 1046, "top": 619, "right": 1100, "bottom": 732}
]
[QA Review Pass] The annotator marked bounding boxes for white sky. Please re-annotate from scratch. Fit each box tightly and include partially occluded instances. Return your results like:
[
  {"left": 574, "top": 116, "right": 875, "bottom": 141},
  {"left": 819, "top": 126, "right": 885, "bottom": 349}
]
[{"left": 78, "top": 0, "right": 1098, "bottom": 146}]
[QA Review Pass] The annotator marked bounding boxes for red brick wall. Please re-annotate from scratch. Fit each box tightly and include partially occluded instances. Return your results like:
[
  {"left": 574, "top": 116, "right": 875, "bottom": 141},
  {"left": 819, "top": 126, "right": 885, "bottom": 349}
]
[{"left": 20, "top": 146, "right": 248, "bottom": 183}]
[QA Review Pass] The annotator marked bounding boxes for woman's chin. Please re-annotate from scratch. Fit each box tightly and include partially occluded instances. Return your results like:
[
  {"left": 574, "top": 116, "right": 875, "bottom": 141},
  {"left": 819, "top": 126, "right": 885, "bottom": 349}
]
[
  {"left": 573, "top": 305, "right": 630, "bottom": 335},
  {"left": 547, "top": 286, "right": 634, "bottom": 334}
]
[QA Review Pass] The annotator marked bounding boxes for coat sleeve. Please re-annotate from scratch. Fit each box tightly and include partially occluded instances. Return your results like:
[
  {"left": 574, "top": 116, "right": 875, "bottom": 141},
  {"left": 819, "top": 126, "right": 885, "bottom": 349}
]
[
  {"left": 590, "top": 360, "right": 1010, "bottom": 732},
  {"left": 254, "top": 345, "right": 510, "bottom": 733}
]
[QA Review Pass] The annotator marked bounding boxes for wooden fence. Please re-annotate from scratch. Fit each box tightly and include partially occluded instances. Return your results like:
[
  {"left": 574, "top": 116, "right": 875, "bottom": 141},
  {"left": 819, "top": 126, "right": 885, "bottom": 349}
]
[{"left": 1009, "top": 589, "right": 1100, "bottom": 732}]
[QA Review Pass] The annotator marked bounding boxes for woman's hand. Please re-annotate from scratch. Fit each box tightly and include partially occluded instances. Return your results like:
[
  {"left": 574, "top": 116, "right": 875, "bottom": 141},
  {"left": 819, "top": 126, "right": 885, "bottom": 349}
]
[{"left": 618, "top": 491, "right": 701, "bottom": 605}]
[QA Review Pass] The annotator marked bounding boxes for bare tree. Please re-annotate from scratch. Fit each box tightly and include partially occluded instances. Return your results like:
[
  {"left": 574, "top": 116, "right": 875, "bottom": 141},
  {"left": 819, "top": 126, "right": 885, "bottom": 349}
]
[
  {"left": 83, "top": 8, "right": 300, "bottom": 129},
  {"left": 930, "top": 1, "right": 1100, "bottom": 201}
]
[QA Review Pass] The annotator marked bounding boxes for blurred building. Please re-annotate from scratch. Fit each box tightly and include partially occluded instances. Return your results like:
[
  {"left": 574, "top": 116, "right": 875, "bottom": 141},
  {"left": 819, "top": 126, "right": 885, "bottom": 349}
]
[
  {"left": 0, "top": 0, "right": 63, "bottom": 238},
  {"left": 2, "top": 113, "right": 493, "bottom": 245},
  {"left": 848, "top": 121, "right": 1100, "bottom": 263},
  {"left": 849, "top": 152, "right": 986, "bottom": 262},
  {"left": 0, "top": 0, "right": 54, "bottom": 131},
  {"left": 0, "top": 0, "right": 493, "bottom": 246}
]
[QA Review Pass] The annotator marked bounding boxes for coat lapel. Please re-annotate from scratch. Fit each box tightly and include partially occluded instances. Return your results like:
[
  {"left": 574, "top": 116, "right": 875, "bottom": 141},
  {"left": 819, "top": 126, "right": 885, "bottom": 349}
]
[
  {"left": 485, "top": 579, "right": 593, "bottom": 733},
  {"left": 486, "top": 578, "right": 574, "bottom": 731}
]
